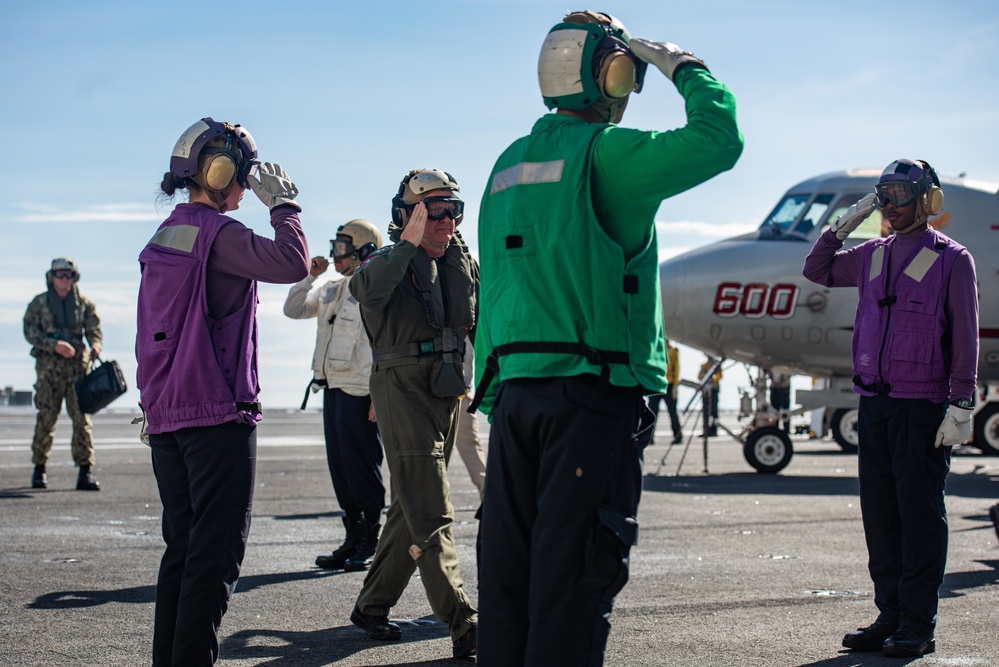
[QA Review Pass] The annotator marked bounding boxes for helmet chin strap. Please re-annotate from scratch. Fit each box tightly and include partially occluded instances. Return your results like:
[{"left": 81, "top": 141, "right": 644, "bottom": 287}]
[
  {"left": 896, "top": 198, "right": 930, "bottom": 234},
  {"left": 588, "top": 95, "right": 628, "bottom": 123},
  {"left": 193, "top": 174, "right": 232, "bottom": 213}
]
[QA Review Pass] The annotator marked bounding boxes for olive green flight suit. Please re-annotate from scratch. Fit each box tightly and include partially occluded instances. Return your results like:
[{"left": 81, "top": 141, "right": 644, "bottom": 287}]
[
  {"left": 23, "top": 287, "right": 102, "bottom": 467},
  {"left": 349, "top": 234, "right": 478, "bottom": 640}
]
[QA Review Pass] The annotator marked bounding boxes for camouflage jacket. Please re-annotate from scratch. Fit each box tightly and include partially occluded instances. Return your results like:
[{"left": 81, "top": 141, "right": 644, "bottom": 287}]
[{"left": 23, "top": 286, "right": 102, "bottom": 364}]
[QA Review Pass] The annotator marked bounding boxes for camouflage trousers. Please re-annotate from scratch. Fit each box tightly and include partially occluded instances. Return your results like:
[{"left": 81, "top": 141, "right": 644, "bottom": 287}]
[{"left": 31, "top": 356, "right": 94, "bottom": 467}]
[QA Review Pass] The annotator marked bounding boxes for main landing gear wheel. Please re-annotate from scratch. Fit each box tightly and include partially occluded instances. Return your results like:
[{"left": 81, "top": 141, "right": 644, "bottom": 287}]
[
  {"left": 830, "top": 408, "right": 859, "bottom": 453},
  {"left": 973, "top": 403, "right": 999, "bottom": 456},
  {"left": 744, "top": 426, "right": 793, "bottom": 474}
]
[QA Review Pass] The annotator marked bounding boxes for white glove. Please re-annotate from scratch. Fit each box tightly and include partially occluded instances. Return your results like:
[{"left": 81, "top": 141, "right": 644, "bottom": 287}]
[
  {"left": 131, "top": 413, "right": 149, "bottom": 446},
  {"left": 934, "top": 404, "right": 973, "bottom": 448},
  {"left": 630, "top": 38, "right": 706, "bottom": 82},
  {"left": 247, "top": 162, "right": 301, "bottom": 212},
  {"left": 830, "top": 193, "right": 876, "bottom": 241}
]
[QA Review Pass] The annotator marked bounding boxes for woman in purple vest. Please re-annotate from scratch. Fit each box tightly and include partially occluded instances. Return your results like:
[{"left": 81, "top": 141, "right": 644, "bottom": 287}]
[
  {"left": 803, "top": 159, "right": 979, "bottom": 658},
  {"left": 136, "top": 118, "right": 309, "bottom": 666}
]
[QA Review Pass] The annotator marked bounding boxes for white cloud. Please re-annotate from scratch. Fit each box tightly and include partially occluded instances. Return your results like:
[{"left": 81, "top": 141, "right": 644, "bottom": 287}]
[
  {"left": 656, "top": 219, "right": 758, "bottom": 238},
  {"left": 6, "top": 203, "right": 161, "bottom": 224}
]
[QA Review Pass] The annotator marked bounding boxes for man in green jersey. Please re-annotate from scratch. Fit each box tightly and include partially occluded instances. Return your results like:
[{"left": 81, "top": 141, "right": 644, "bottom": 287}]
[{"left": 472, "top": 11, "right": 743, "bottom": 666}]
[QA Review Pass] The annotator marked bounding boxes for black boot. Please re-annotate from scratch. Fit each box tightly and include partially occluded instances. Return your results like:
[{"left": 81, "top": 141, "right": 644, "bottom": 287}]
[
  {"left": 32, "top": 465, "right": 47, "bottom": 489},
  {"left": 316, "top": 516, "right": 361, "bottom": 569},
  {"left": 343, "top": 519, "right": 381, "bottom": 571},
  {"left": 350, "top": 605, "right": 401, "bottom": 641},
  {"left": 76, "top": 465, "right": 100, "bottom": 491}
]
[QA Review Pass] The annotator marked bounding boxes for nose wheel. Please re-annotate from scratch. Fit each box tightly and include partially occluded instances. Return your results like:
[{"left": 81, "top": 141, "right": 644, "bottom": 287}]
[
  {"left": 830, "top": 408, "right": 860, "bottom": 453},
  {"left": 743, "top": 426, "right": 793, "bottom": 473},
  {"left": 973, "top": 403, "right": 999, "bottom": 455}
]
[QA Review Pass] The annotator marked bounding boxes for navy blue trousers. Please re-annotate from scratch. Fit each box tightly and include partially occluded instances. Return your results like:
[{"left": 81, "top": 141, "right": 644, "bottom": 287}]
[
  {"left": 478, "top": 375, "right": 651, "bottom": 667},
  {"left": 322, "top": 388, "right": 385, "bottom": 520},
  {"left": 150, "top": 421, "right": 256, "bottom": 667},
  {"left": 857, "top": 394, "right": 950, "bottom": 634}
]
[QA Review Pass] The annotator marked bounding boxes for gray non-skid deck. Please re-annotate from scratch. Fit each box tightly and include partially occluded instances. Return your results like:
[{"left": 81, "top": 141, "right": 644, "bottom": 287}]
[{"left": 1, "top": 408, "right": 996, "bottom": 666}]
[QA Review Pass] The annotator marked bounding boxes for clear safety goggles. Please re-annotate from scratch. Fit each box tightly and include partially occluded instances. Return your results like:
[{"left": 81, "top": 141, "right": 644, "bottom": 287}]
[
  {"left": 875, "top": 181, "right": 921, "bottom": 208},
  {"left": 422, "top": 196, "right": 464, "bottom": 221}
]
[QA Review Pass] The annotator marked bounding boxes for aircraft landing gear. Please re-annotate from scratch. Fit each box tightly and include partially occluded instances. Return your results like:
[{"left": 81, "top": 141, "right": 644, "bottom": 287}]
[
  {"left": 830, "top": 408, "right": 859, "bottom": 453},
  {"left": 743, "top": 426, "right": 793, "bottom": 474},
  {"left": 973, "top": 403, "right": 999, "bottom": 455}
]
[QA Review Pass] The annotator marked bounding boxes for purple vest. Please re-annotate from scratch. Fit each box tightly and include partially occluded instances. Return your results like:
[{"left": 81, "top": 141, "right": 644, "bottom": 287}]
[
  {"left": 136, "top": 205, "right": 260, "bottom": 433},
  {"left": 853, "top": 228, "right": 962, "bottom": 400}
]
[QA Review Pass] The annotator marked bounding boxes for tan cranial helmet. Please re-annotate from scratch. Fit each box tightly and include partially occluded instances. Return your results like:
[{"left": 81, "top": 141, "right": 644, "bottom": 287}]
[
  {"left": 333, "top": 218, "right": 384, "bottom": 263},
  {"left": 391, "top": 168, "right": 462, "bottom": 228},
  {"left": 47, "top": 257, "right": 80, "bottom": 284}
]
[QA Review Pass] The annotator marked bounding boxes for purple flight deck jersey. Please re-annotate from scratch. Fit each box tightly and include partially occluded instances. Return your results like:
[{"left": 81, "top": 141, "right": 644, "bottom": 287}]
[
  {"left": 136, "top": 203, "right": 308, "bottom": 433},
  {"left": 803, "top": 226, "right": 978, "bottom": 402}
]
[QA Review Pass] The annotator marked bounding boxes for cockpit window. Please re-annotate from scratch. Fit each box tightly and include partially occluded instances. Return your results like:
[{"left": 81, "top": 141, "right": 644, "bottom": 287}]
[
  {"left": 793, "top": 194, "right": 834, "bottom": 235},
  {"left": 760, "top": 194, "right": 810, "bottom": 232},
  {"left": 821, "top": 193, "right": 885, "bottom": 240}
]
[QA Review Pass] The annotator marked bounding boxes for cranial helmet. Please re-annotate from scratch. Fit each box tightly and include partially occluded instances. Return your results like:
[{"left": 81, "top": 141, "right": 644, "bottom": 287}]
[
  {"left": 47, "top": 257, "right": 80, "bottom": 284},
  {"left": 391, "top": 169, "right": 462, "bottom": 228},
  {"left": 538, "top": 10, "right": 646, "bottom": 118},
  {"left": 332, "top": 218, "right": 384, "bottom": 263},
  {"left": 876, "top": 159, "right": 944, "bottom": 225},
  {"left": 170, "top": 118, "right": 258, "bottom": 203}
]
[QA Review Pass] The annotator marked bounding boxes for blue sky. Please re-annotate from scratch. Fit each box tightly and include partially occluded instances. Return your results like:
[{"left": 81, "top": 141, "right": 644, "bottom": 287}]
[{"left": 2, "top": 1, "right": 997, "bottom": 412}]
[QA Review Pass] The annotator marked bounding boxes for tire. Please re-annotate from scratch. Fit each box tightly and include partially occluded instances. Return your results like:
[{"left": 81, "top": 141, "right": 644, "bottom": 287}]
[
  {"left": 973, "top": 403, "right": 999, "bottom": 456},
  {"left": 830, "top": 408, "right": 859, "bottom": 453},
  {"left": 744, "top": 426, "right": 793, "bottom": 474}
]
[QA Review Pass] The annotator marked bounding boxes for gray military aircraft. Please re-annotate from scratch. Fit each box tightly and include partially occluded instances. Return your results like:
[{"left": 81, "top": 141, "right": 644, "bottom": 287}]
[{"left": 660, "top": 168, "right": 999, "bottom": 472}]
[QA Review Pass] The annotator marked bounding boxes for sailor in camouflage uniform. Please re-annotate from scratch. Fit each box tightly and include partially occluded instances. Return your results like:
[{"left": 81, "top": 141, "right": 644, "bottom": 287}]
[{"left": 23, "top": 258, "right": 102, "bottom": 490}]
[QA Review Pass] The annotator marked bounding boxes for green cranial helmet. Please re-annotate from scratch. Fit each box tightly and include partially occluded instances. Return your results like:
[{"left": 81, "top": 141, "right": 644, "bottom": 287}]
[{"left": 538, "top": 10, "right": 646, "bottom": 113}]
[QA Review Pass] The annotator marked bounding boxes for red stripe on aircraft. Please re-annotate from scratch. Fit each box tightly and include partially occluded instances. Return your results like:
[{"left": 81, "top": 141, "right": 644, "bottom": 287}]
[{"left": 981, "top": 329, "right": 999, "bottom": 338}]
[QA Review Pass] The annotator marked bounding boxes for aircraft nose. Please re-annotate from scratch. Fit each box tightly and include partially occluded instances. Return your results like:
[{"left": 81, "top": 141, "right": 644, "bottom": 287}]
[{"left": 660, "top": 254, "right": 696, "bottom": 342}]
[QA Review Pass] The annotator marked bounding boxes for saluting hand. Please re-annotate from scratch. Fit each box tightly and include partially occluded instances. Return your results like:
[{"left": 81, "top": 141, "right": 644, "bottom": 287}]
[{"left": 401, "top": 202, "right": 428, "bottom": 247}]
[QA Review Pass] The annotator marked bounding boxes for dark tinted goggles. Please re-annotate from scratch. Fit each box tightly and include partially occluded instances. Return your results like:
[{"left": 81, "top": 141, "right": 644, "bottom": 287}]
[
  {"left": 218, "top": 130, "right": 259, "bottom": 187},
  {"left": 331, "top": 235, "right": 356, "bottom": 260},
  {"left": 228, "top": 124, "right": 258, "bottom": 187},
  {"left": 422, "top": 196, "right": 464, "bottom": 221},
  {"left": 875, "top": 181, "right": 920, "bottom": 208}
]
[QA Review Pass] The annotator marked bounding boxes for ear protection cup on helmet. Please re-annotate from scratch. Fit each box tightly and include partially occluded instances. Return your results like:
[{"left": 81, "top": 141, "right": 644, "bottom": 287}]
[
  {"left": 597, "top": 49, "right": 636, "bottom": 99},
  {"left": 202, "top": 152, "right": 238, "bottom": 191},
  {"left": 391, "top": 194, "right": 408, "bottom": 228},
  {"left": 917, "top": 160, "right": 944, "bottom": 215},
  {"left": 923, "top": 186, "right": 944, "bottom": 215},
  {"left": 356, "top": 242, "right": 377, "bottom": 262},
  {"left": 391, "top": 170, "right": 417, "bottom": 227}
]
